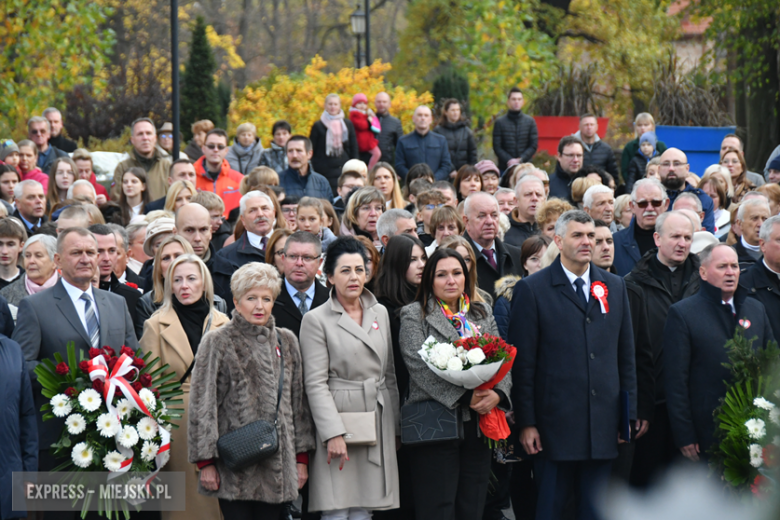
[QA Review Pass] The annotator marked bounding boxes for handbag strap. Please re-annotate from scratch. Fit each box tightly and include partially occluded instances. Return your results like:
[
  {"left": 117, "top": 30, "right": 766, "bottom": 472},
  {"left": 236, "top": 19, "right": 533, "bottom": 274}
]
[
  {"left": 179, "top": 312, "right": 214, "bottom": 385},
  {"left": 273, "top": 330, "right": 284, "bottom": 424}
]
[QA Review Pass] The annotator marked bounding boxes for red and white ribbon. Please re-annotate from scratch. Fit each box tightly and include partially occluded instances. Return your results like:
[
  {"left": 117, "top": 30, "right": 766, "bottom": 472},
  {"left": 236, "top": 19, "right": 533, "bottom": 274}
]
[
  {"left": 590, "top": 282, "right": 609, "bottom": 314},
  {"left": 88, "top": 353, "right": 171, "bottom": 485}
]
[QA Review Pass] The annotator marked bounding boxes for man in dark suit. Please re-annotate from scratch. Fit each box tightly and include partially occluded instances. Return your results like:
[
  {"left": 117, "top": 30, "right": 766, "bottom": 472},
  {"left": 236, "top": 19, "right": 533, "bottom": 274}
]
[
  {"left": 462, "top": 192, "right": 523, "bottom": 302},
  {"left": 12, "top": 180, "right": 48, "bottom": 236},
  {"left": 218, "top": 191, "right": 277, "bottom": 267},
  {"left": 623, "top": 211, "right": 701, "bottom": 487},
  {"left": 733, "top": 197, "right": 771, "bottom": 270},
  {"left": 89, "top": 225, "right": 142, "bottom": 329},
  {"left": 509, "top": 210, "right": 637, "bottom": 520},
  {"left": 665, "top": 243, "right": 774, "bottom": 463},
  {"left": 741, "top": 216, "right": 780, "bottom": 339},
  {"left": 13, "top": 228, "right": 137, "bottom": 503},
  {"left": 272, "top": 231, "right": 328, "bottom": 338}
]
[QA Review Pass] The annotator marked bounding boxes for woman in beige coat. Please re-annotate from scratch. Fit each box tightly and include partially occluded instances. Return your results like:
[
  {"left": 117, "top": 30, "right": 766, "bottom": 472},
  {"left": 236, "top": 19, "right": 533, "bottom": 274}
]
[
  {"left": 140, "top": 254, "right": 229, "bottom": 520},
  {"left": 300, "top": 236, "right": 401, "bottom": 520}
]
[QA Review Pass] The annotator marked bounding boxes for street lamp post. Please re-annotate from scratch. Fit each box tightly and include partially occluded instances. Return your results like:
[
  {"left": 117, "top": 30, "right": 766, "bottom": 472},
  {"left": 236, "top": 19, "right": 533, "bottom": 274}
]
[
  {"left": 350, "top": 5, "right": 366, "bottom": 68},
  {"left": 171, "top": 0, "right": 180, "bottom": 157},
  {"left": 364, "top": 0, "right": 370, "bottom": 66}
]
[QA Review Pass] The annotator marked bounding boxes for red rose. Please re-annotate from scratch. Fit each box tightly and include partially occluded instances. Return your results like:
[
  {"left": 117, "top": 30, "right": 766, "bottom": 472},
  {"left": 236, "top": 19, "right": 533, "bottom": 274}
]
[
  {"left": 153, "top": 387, "right": 160, "bottom": 398},
  {"left": 131, "top": 382, "right": 143, "bottom": 392},
  {"left": 120, "top": 346, "right": 135, "bottom": 358},
  {"left": 139, "top": 373, "right": 153, "bottom": 388},
  {"left": 55, "top": 362, "right": 70, "bottom": 375},
  {"left": 88, "top": 348, "right": 103, "bottom": 359},
  {"left": 132, "top": 357, "right": 146, "bottom": 369},
  {"left": 103, "top": 346, "right": 116, "bottom": 358},
  {"left": 108, "top": 357, "right": 118, "bottom": 371},
  {"left": 481, "top": 342, "right": 498, "bottom": 359},
  {"left": 92, "top": 379, "right": 104, "bottom": 393},
  {"left": 79, "top": 360, "right": 91, "bottom": 374},
  {"left": 65, "top": 387, "right": 78, "bottom": 397}
]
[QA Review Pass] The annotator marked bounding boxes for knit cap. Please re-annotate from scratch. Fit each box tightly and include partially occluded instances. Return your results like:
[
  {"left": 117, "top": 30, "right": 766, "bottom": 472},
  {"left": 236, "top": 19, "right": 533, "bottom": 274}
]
[{"left": 352, "top": 93, "right": 368, "bottom": 107}]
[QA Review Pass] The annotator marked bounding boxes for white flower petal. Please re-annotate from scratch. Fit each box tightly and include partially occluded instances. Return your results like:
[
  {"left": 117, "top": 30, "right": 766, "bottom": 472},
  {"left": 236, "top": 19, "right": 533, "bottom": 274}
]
[
  {"left": 78, "top": 389, "right": 102, "bottom": 413},
  {"left": 66, "top": 414, "right": 86, "bottom": 435},
  {"left": 71, "top": 442, "right": 94, "bottom": 468}
]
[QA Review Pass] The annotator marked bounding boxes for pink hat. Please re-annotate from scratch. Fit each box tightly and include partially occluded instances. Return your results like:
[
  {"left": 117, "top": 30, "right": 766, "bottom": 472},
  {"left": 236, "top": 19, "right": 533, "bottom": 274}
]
[
  {"left": 352, "top": 93, "right": 368, "bottom": 107},
  {"left": 475, "top": 160, "right": 500, "bottom": 177},
  {"left": 507, "top": 158, "right": 523, "bottom": 168}
]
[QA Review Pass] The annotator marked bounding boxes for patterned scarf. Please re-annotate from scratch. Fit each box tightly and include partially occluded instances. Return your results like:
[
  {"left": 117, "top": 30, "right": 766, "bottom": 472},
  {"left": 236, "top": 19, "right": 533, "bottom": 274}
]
[
  {"left": 438, "top": 293, "right": 478, "bottom": 338},
  {"left": 320, "top": 110, "right": 347, "bottom": 157}
]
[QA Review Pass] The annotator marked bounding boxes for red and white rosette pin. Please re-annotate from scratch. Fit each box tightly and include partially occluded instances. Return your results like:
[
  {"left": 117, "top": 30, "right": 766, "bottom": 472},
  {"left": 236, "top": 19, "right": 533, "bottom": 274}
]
[{"left": 590, "top": 281, "right": 609, "bottom": 314}]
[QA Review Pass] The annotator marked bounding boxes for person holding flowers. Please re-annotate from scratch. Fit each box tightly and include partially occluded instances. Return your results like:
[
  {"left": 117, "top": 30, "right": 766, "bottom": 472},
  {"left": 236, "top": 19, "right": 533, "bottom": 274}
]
[
  {"left": 399, "top": 247, "right": 511, "bottom": 520},
  {"left": 140, "top": 254, "right": 229, "bottom": 520}
]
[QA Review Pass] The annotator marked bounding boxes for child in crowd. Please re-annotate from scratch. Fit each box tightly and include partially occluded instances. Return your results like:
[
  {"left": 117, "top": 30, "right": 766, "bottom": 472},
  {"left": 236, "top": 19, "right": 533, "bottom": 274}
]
[
  {"left": 259, "top": 120, "right": 292, "bottom": 174},
  {"left": 349, "top": 93, "right": 382, "bottom": 169},
  {"left": 625, "top": 131, "right": 657, "bottom": 194},
  {"left": 296, "top": 196, "right": 337, "bottom": 250}
]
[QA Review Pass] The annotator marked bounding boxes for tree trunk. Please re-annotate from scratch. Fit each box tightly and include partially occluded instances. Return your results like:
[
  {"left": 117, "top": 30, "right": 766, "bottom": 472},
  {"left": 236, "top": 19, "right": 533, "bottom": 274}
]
[{"left": 744, "top": 20, "right": 780, "bottom": 172}]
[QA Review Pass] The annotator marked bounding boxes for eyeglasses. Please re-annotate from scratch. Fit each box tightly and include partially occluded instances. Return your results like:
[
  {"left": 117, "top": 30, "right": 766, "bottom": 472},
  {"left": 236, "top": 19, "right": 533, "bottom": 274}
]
[
  {"left": 561, "top": 153, "right": 583, "bottom": 159},
  {"left": 424, "top": 204, "right": 444, "bottom": 210},
  {"left": 660, "top": 161, "right": 688, "bottom": 168},
  {"left": 160, "top": 133, "right": 173, "bottom": 139},
  {"left": 205, "top": 144, "right": 227, "bottom": 150},
  {"left": 273, "top": 249, "right": 285, "bottom": 257},
  {"left": 635, "top": 199, "right": 665, "bottom": 208},
  {"left": 358, "top": 204, "right": 384, "bottom": 213},
  {"left": 29, "top": 129, "right": 47, "bottom": 135},
  {"left": 210, "top": 215, "right": 223, "bottom": 223},
  {"left": 285, "top": 254, "right": 320, "bottom": 263},
  {"left": 281, "top": 207, "right": 297, "bottom": 214}
]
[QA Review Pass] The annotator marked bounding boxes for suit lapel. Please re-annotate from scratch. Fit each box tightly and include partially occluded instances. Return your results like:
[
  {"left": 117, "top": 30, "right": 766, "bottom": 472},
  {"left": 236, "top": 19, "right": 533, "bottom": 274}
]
[
  {"left": 275, "top": 284, "right": 303, "bottom": 322},
  {"left": 332, "top": 291, "right": 381, "bottom": 360},
  {"left": 53, "top": 281, "right": 92, "bottom": 346},
  {"left": 550, "top": 258, "right": 586, "bottom": 312}
]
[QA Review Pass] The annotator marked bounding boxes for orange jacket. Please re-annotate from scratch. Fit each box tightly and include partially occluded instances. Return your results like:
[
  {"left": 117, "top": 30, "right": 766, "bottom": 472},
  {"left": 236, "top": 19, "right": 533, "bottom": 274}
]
[{"left": 194, "top": 157, "right": 244, "bottom": 217}]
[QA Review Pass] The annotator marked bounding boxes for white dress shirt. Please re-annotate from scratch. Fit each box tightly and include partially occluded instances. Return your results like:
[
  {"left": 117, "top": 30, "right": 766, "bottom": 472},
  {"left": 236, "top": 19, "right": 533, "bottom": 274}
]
[
  {"left": 247, "top": 231, "right": 274, "bottom": 251},
  {"left": 61, "top": 278, "right": 100, "bottom": 334},
  {"left": 722, "top": 297, "right": 736, "bottom": 315},
  {"left": 560, "top": 262, "right": 591, "bottom": 303}
]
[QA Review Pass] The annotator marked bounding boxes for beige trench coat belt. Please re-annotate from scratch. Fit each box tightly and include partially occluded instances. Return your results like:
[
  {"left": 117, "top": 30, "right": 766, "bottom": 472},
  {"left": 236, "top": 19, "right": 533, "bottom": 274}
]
[{"left": 327, "top": 377, "right": 386, "bottom": 467}]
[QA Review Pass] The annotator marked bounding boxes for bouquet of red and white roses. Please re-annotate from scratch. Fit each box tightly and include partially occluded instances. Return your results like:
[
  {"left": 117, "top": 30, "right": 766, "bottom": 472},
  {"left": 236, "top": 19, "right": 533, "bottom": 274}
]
[
  {"left": 35, "top": 342, "right": 183, "bottom": 519},
  {"left": 419, "top": 334, "right": 516, "bottom": 444}
]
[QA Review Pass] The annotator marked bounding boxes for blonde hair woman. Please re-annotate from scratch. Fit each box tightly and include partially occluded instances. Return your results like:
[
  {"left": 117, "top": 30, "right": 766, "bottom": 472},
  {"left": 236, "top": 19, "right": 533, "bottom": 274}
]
[
  {"left": 140, "top": 254, "right": 229, "bottom": 520},
  {"left": 368, "top": 162, "right": 406, "bottom": 210},
  {"left": 165, "top": 180, "right": 197, "bottom": 213},
  {"left": 240, "top": 166, "right": 280, "bottom": 195}
]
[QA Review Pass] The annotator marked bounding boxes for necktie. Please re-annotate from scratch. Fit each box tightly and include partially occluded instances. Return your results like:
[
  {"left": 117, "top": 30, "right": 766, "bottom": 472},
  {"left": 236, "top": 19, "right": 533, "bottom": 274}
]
[
  {"left": 574, "top": 278, "right": 588, "bottom": 308},
  {"left": 296, "top": 291, "right": 309, "bottom": 315},
  {"left": 80, "top": 293, "right": 100, "bottom": 348},
  {"left": 483, "top": 248, "right": 498, "bottom": 270},
  {"left": 261, "top": 236, "right": 269, "bottom": 251}
]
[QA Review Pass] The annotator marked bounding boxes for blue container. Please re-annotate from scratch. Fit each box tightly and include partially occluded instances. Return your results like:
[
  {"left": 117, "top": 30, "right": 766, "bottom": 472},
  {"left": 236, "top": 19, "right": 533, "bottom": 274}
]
[{"left": 655, "top": 125, "right": 736, "bottom": 177}]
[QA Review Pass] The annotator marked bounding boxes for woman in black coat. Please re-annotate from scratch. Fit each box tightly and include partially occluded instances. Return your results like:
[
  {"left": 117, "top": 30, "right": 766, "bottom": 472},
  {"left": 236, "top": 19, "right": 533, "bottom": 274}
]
[
  {"left": 433, "top": 99, "right": 478, "bottom": 174},
  {"left": 310, "top": 94, "right": 359, "bottom": 196}
]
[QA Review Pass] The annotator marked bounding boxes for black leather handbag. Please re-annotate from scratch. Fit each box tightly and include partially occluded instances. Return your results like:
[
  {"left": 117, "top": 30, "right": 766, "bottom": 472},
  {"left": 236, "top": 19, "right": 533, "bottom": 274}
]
[
  {"left": 400, "top": 399, "right": 464, "bottom": 446},
  {"left": 217, "top": 332, "right": 284, "bottom": 471}
]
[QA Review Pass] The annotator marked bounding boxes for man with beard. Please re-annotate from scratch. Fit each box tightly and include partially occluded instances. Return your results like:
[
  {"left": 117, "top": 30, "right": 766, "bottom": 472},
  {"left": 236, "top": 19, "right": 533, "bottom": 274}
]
[
  {"left": 583, "top": 185, "right": 617, "bottom": 232},
  {"left": 280, "top": 135, "right": 333, "bottom": 199},
  {"left": 549, "top": 136, "right": 584, "bottom": 203},
  {"left": 624, "top": 211, "right": 700, "bottom": 486},
  {"left": 218, "top": 190, "right": 277, "bottom": 268},
  {"left": 613, "top": 178, "right": 669, "bottom": 276},
  {"left": 504, "top": 175, "right": 544, "bottom": 247},
  {"left": 658, "top": 148, "right": 715, "bottom": 232}
]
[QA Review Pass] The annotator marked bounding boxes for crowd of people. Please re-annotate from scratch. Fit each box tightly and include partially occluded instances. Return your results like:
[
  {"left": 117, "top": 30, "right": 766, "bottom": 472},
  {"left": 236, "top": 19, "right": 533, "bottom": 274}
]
[{"left": 1, "top": 89, "right": 780, "bottom": 520}]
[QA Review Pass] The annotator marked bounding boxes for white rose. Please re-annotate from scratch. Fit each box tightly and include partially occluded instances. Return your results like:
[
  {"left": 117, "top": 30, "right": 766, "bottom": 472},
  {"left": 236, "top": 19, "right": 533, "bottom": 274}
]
[
  {"left": 466, "top": 348, "right": 486, "bottom": 365},
  {"left": 446, "top": 357, "right": 463, "bottom": 371},
  {"left": 458, "top": 353, "right": 468, "bottom": 364},
  {"left": 456, "top": 347, "right": 465, "bottom": 354}
]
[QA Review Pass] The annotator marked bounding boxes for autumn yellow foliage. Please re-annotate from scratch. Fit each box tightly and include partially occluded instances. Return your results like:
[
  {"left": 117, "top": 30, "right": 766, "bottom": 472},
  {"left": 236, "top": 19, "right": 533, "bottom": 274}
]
[{"left": 229, "top": 57, "right": 433, "bottom": 144}]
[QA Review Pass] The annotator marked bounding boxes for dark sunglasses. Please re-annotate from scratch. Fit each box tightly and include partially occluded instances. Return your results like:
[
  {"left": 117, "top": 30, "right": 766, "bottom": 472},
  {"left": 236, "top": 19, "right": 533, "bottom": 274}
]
[
  {"left": 205, "top": 144, "right": 227, "bottom": 150},
  {"left": 635, "top": 199, "right": 664, "bottom": 209}
]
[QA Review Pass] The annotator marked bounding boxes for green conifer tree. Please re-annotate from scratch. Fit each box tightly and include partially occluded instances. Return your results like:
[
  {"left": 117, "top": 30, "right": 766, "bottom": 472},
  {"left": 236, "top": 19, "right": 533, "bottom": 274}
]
[{"left": 181, "top": 17, "right": 220, "bottom": 141}]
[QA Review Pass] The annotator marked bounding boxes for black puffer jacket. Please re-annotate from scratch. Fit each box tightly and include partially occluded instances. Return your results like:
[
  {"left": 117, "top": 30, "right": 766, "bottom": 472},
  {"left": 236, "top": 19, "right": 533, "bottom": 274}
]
[
  {"left": 624, "top": 250, "right": 701, "bottom": 404},
  {"left": 580, "top": 137, "right": 618, "bottom": 179},
  {"left": 377, "top": 113, "right": 403, "bottom": 164},
  {"left": 433, "top": 120, "right": 477, "bottom": 172},
  {"left": 492, "top": 110, "right": 538, "bottom": 172}
]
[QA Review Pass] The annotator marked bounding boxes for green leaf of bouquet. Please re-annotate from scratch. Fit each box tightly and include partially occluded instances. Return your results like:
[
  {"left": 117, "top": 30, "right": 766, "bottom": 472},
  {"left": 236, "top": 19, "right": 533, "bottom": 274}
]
[
  {"left": 158, "top": 381, "right": 181, "bottom": 391},
  {"left": 54, "top": 352, "right": 65, "bottom": 364},
  {"left": 149, "top": 363, "right": 171, "bottom": 378},
  {"left": 42, "top": 412, "right": 56, "bottom": 421},
  {"left": 143, "top": 358, "right": 161, "bottom": 373},
  {"left": 67, "top": 342, "right": 77, "bottom": 373},
  {"left": 159, "top": 390, "right": 183, "bottom": 400},
  {"left": 152, "top": 371, "right": 177, "bottom": 386}
]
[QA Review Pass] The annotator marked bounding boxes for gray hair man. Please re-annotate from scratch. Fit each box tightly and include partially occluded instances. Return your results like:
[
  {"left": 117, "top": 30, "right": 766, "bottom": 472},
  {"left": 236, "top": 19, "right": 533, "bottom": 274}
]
[
  {"left": 583, "top": 184, "right": 616, "bottom": 231},
  {"left": 612, "top": 178, "right": 669, "bottom": 276},
  {"left": 462, "top": 192, "right": 523, "bottom": 301},
  {"left": 13, "top": 180, "right": 47, "bottom": 235},
  {"left": 67, "top": 179, "right": 97, "bottom": 204},
  {"left": 28, "top": 115, "right": 68, "bottom": 173},
  {"left": 216, "top": 191, "right": 276, "bottom": 268},
  {"left": 740, "top": 215, "right": 780, "bottom": 339},
  {"left": 735, "top": 197, "right": 771, "bottom": 268},
  {"left": 377, "top": 208, "right": 417, "bottom": 247},
  {"left": 504, "top": 175, "right": 545, "bottom": 247}
]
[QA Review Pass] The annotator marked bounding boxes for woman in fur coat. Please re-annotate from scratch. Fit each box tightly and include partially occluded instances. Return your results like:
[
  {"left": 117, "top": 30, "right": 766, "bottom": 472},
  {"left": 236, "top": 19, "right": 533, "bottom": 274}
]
[{"left": 188, "top": 262, "right": 316, "bottom": 520}]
